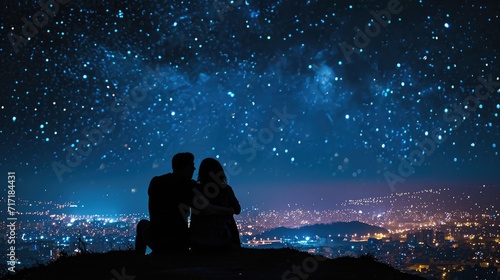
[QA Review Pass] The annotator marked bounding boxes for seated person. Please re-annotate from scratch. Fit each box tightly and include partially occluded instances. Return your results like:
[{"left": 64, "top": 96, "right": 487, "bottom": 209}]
[
  {"left": 135, "top": 152, "right": 197, "bottom": 255},
  {"left": 190, "top": 158, "right": 241, "bottom": 251}
]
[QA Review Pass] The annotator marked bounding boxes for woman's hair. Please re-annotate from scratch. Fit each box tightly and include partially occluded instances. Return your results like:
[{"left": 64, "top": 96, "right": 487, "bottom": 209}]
[{"left": 197, "top": 158, "right": 227, "bottom": 185}]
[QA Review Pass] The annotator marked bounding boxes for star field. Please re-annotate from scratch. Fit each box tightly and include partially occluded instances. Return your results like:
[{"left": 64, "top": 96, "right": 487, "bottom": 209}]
[{"left": 1, "top": 0, "right": 499, "bottom": 210}]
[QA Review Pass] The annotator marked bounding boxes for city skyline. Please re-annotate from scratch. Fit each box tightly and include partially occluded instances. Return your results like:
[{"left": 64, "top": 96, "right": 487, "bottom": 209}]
[{"left": 1, "top": 184, "right": 498, "bottom": 279}]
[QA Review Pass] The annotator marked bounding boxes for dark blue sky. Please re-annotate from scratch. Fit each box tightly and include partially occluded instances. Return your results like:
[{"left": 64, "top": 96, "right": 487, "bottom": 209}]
[{"left": 1, "top": 0, "right": 499, "bottom": 213}]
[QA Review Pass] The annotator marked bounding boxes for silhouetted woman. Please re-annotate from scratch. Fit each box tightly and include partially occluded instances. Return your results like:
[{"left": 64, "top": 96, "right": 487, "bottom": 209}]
[{"left": 190, "top": 158, "right": 241, "bottom": 251}]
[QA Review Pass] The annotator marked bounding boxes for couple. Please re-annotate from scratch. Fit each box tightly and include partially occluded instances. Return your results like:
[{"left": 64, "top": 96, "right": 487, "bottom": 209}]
[{"left": 135, "top": 152, "right": 241, "bottom": 255}]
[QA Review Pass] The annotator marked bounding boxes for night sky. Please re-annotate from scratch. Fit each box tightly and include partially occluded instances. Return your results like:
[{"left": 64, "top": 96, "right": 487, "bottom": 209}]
[{"left": 1, "top": 0, "right": 499, "bottom": 213}]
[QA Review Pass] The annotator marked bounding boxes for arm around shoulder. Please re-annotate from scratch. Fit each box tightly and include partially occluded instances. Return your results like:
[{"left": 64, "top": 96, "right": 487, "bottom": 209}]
[{"left": 226, "top": 185, "right": 241, "bottom": 215}]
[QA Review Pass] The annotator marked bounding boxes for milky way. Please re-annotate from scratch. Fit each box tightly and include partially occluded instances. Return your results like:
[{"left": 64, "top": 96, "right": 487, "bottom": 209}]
[{"left": 1, "top": 0, "right": 499, "bottom": 211}]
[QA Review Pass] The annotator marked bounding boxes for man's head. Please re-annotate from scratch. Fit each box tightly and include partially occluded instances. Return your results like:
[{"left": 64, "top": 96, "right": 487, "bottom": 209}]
[{"left": 172, "top": 152, "right": 196, "bottom": 179}]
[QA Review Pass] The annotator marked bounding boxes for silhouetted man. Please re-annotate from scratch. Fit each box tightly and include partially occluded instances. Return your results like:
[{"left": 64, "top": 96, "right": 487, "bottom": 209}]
[{"left": 135, "top": 152, "right": 197, "bottom": 255}]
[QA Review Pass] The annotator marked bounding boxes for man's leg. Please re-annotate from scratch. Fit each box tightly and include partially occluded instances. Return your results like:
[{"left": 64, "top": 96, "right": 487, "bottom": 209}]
[{"left": 135, "top": 219, "right": 150, "bottom": 255}]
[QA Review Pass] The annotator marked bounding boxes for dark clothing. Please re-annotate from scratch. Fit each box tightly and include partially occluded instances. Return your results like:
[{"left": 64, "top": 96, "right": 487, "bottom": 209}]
[
  {"left": 222, "top": 186, "right": 242, "bottom": 247},
  {"left": 146, "top": 173, "right": 197, "bottom": 252},
  {"left": 190, "top": 184, "right": 241, "bottom": 249},
  {"left": 223, "top": 186, "right": 241, "bottom": 215}
]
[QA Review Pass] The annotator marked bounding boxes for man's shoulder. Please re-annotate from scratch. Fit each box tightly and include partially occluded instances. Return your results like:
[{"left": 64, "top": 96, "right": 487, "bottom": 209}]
[
  {"left": 148, "top": 173, "right": 172, "bottom": 192},
  {"left": 151, "top": 173, "right": 173, "bottom": 182},
  {"left": 150, "top": 173, "right": 197, "bottom": 187}
]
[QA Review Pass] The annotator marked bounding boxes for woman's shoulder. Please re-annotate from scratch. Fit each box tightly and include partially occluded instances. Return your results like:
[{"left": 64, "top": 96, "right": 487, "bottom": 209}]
[{"left": 221, "top": 184, "right": 236, "bottom": 194}]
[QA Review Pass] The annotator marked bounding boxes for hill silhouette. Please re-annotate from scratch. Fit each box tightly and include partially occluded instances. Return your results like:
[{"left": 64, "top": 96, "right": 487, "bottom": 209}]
[
  {"left": 255, "top": 221, "right": 388, "bottom": 239},
  {"left": 1, "top": 248, "right": 425, "bottom": 280}
]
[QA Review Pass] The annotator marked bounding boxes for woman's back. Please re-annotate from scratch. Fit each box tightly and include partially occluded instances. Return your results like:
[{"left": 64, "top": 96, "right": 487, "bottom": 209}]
[
  {"left": 190, "top": 158, "right": 241, "bottom": 251},
  {"left": 190, "top": 183, "right": 235, "bottom": 250}
]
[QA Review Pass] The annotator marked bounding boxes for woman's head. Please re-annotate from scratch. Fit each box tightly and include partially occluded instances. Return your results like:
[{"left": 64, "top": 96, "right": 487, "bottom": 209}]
[{"left": 197, "top": 158, "right": 227, "bottom": 185}]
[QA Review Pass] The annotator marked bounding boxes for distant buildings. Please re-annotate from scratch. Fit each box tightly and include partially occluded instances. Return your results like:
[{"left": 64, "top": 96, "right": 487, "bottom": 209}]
[
  {"left": 436, "top": 231, "right": 445, "bottom": 245},
  {"left": 422, "top": 229, "right": 433, "bottom": 245},
  {"left": 1, "top": 184, "right": 498, "bottom": 279}
]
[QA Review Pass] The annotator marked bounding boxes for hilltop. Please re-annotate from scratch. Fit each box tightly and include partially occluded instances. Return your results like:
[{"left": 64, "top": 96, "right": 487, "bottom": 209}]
[{"left": 1, "top": 248, "right": 424, "bottom": 280}]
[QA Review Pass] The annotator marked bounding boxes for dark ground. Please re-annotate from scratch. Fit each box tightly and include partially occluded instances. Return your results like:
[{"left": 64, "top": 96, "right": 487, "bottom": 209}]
[{"left": 1, "top": 248, "right": 425, "bottom": 280}]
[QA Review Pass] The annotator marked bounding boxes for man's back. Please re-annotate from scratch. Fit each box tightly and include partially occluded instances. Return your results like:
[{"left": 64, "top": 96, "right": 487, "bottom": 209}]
[
  {"left": 135, "top": 152, "right": 197, "bottom": 255},
  {"left": 148, "top": 173, "right": 195, "bottom": 241}
]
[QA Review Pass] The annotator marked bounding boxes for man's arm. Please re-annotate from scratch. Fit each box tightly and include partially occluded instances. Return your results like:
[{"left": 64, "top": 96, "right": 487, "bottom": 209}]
[
  {"left": 183, "top": 180, "right": 233, "bottom": 215},
  {"left": 203, "top": 204, "right": 234, "bottom": 216},
  {"left": 225, "top": 186, "right": 241, "bottom": 215}
]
